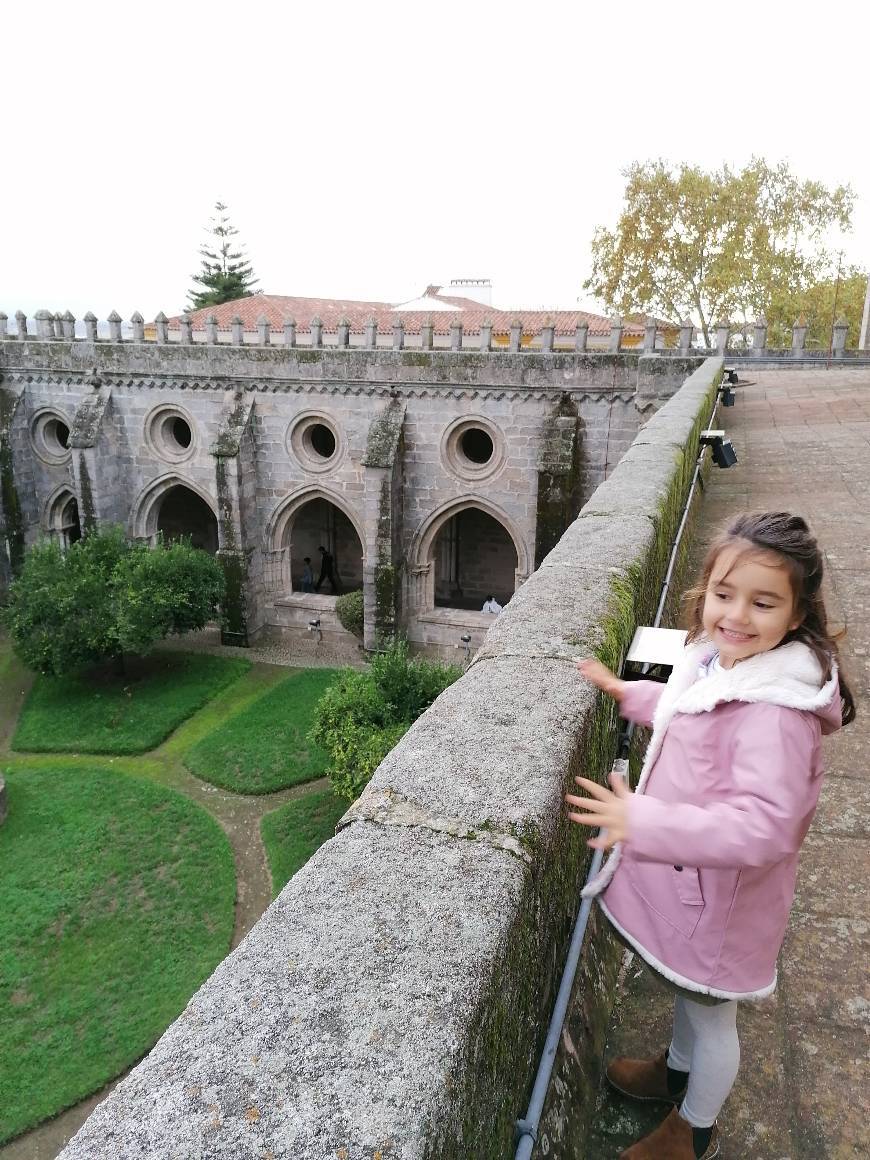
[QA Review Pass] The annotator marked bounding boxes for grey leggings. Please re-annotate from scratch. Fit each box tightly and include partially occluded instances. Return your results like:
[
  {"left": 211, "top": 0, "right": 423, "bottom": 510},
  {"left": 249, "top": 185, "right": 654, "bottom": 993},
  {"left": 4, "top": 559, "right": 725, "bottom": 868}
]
[{"left": 667, "top": 995, "right": 740, "bottom": 1128}]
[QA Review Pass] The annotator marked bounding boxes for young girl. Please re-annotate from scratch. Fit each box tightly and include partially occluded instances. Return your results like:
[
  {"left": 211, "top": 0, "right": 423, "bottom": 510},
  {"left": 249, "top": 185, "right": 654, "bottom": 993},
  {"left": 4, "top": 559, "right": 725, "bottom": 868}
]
[{"left": 567, "top": 512, "right": 855, "bottom": 1160}]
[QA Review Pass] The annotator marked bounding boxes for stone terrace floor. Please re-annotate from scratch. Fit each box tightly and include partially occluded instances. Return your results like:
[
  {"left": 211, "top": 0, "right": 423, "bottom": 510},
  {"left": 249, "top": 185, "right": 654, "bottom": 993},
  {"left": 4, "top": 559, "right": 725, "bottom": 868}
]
[{"left": 588, "top": 368, "right": 870, "bottom": 1159}]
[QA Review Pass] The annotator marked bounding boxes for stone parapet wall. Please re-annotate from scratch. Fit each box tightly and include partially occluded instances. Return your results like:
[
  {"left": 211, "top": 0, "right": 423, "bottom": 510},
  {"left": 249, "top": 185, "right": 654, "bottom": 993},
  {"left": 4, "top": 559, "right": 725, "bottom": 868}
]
[
  {"left": 60, "top": 357, "right": 723, "bottom": 1160},
  {"left": 0, "top": 337, "right": 703, "bottom": 394}
]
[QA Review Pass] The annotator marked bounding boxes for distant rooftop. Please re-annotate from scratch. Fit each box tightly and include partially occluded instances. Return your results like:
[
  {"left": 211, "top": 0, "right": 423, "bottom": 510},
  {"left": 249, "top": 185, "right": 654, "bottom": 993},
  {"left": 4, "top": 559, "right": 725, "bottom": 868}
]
[{"left": 167, "top": 286, "right": 654, "bottom": 338}]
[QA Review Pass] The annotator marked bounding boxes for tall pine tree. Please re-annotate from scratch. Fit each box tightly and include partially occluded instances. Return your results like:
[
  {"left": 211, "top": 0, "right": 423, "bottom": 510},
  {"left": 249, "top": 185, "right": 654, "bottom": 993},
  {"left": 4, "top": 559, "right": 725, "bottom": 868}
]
[{"left": 188, "top": 201, "right": 258, "bottom": 309}]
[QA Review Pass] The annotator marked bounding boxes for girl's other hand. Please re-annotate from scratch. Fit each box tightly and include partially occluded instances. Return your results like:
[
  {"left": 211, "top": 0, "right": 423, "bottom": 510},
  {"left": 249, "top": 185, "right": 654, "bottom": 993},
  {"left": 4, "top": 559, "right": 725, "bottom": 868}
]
[
  {"left": 575, "top": 658, "right": 628, "bottom": 704},
  {"left": 566, "top": 773, "right": 630, "bottom": 849}
]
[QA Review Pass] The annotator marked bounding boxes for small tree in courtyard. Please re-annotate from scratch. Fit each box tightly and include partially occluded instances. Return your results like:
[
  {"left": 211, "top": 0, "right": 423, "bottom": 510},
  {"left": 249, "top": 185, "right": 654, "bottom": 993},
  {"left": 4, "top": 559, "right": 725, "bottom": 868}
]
[
  {"left": 2, "top": 528, "right": 225, "bottom": 676},
  {"left": 188, "top": 201, "right": 258, "bottom": 310}
]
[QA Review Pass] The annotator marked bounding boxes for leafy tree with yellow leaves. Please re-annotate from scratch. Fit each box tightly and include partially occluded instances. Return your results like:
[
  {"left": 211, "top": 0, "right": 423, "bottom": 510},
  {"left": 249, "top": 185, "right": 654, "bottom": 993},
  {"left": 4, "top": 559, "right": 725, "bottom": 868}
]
[{"left": 584, "top": 159, "right": 854, "bottom": 347}]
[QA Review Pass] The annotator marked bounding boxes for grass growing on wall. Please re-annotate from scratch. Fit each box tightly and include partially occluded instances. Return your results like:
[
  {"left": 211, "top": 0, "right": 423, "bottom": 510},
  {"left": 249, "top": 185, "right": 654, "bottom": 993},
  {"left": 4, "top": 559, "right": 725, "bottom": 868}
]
[
  {"left": 0, "top": 764, "right": 235, "bottom": 1145},
  {"left": 260, "top": 786, "right": 349, "bottom": 895},
  {"left": 183, "top": 667, "right": 341, "bottom": 793},
  {"left": 12, "top": 652, "right": 251, "bottom": 755}
]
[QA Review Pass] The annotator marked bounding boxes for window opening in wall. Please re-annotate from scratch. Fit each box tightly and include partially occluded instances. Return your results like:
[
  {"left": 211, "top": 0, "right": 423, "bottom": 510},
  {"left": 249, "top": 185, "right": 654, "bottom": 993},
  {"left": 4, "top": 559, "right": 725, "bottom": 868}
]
[
  {"left": 437, "top": 512, "right": 461, "bottom": 599},
  {"left": 308, "top": 423, "right": 337, "bottom": 459},
  {"left": 433, "top": 508, "right": 517, "bottom": 611},
  {"left": 285, "top": 498, "right": 363, "bottom": 596},
  {"left": 171, "top": 417, "right": 192, "bottom": 449},
  {"left": 32, "top": 412, "right": 73, "bottom": 463},
  {"left": 60, "top": 497, "right": 81, "bottom": 548},
  {"left": 155, "top": 486, "right": 218, "bottom": 554},
  {"left": 460, "top": 427, "right": 493, "bottom": 464},
  {"left": 52, "top": 421, "right": 70, "bottom": 451}
]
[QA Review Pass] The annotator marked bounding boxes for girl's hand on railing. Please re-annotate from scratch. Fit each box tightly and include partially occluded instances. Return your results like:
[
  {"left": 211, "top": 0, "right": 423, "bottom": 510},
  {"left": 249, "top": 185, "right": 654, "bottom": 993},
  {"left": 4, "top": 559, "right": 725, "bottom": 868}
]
[
  {"left": 566, "top": 773, "right": 630, "bottom": 849},
  {"left": 575, "top": 658, "right": 628, "bottom": 704}
]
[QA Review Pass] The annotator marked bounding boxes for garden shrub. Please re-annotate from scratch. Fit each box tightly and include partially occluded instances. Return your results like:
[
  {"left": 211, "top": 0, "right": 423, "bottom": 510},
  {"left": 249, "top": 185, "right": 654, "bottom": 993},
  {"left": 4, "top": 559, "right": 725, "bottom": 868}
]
[
  {"left": 310, "top": 640, "right": 460, "bottom": 802},
  {"left": 2, "top": 527, "right": 224, "bottom": 676},
  {"left": 335, "top": 589, "right": 364, "bottom": 637}
]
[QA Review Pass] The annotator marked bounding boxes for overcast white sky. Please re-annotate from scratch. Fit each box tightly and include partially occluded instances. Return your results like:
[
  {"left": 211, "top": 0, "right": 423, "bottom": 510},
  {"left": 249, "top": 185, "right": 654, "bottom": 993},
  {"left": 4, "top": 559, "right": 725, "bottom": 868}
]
[{"left": 2, "top": 0, "right": 868, "bottom": 322}]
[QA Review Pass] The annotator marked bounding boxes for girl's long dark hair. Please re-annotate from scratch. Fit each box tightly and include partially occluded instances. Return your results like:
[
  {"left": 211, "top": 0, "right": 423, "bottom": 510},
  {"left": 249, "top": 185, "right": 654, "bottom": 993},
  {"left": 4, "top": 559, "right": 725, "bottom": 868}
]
[{"left": 684, "top": 511, "right": 856, "bottom": 726}]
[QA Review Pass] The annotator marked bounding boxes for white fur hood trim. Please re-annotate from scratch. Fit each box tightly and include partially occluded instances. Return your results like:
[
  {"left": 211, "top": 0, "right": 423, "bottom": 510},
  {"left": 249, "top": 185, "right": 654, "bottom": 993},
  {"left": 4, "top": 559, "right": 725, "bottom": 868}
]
[{"left": 656, "top": 638, "right": 838, "bottom": 723}]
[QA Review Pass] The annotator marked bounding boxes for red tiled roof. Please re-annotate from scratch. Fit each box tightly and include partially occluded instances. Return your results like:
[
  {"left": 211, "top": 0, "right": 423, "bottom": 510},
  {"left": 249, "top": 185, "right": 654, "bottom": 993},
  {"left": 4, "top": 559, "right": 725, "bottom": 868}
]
[{"left": 166, "top": 291, "right": 650, "bottom": 337}]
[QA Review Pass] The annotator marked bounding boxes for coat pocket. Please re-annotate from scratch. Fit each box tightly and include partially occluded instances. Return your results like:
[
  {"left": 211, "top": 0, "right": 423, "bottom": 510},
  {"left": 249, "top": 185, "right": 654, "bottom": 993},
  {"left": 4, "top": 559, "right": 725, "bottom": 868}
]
[{"left": 626, "top": 860, "right": 706, "bottom": 940}]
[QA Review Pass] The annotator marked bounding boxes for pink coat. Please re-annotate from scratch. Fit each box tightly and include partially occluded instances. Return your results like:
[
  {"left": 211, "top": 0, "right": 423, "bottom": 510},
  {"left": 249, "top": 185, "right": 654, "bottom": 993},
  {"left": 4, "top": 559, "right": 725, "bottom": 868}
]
[{"left": 582, "top": 640, "right": 842, "bottom": 1000}]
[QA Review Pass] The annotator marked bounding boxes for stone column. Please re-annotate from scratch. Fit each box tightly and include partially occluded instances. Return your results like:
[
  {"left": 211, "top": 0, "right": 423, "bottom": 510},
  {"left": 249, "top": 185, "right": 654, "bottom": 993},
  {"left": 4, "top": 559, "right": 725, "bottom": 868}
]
[
  {"left": 336, "top": 318, "right": 350, "bottom": 348},
  {"left": 211, "top": 393, "right": 259, "bottom": 646},
  {"left": 420, "top": 317, "right": 433, "bottom": 350},
  {"left": 257, "top": 314, "right": 271, "bottom": 345},
  {"left": 392, "top": 320, "right": 404, "bottom": 350},
  {"left": 62, "top": 311, "right": 76, "bottom": 340},
  {"left": 575, "top": 322, "right": 588, "bottom": 352},
  {"left": 450, "top": 321, "right": 463, "bottom": 350},
  {"left": 0, "top": 313, "right": 7, "bottom": 340},
  {"left": 14, "top": 310, "right": 27, "bottom": 339},
  {"left": 364, "top": 317, "right": 378, "bottom": 349},
  {"left": 509, "top": 319, "right": 523, "bottom": 353},
  {"left": 832, "top": 316, "right": 848, "bottom": 357},
  {"left": 205, "top": 314, "right": 218, "bottom": 344},
  {"left": 678, "top": 319, "right": 694, "bottom": 354},
  {"left": 231, "top": 315, "right": 244, "bottom": 345},
  {"left": 608, "top": 317, "right": 623, "bottom": 353},
  {"left": 53, "top": 312, "right": 64, "bottom": 339},
  {"left": 283, "top": 318, "right": 297, "bottom": 347},
  {"left": 131, "top": 311, "right": 145, "bottom": 343},
  {"left": 479, "top": 321, "right": 492, "bottom": 352},
  {"left": 361, "top": 399, "right": 405, "bottom": 650},
  {"left": 310, "top": 317, "right": 323, "bottom": 348},
  {"left": 84, "top": 311, "right": 99, "bottom": 342},
  {"left": 154, "top": 312, "right": 168, "bottom": 343},
  {"left": 643, "top": 318, "right": 657, "bottom": 353},
  {"left": 715, "top": 321, "right": 730, "bottom": 355},
  {"left": 108, "top": 310, "right": 123, "bottom": 343},
  {"left": 752, "top": 316, "right": 767, "bottom": 357},
  {"left": 540, "top": 319, "right": 555, "bottom": 353},
  {"left": 791, "top": 317, "right": 807, "bottom": 357},
  {"left": 179, "top": 313, "right": 193, "bottom": 345}
]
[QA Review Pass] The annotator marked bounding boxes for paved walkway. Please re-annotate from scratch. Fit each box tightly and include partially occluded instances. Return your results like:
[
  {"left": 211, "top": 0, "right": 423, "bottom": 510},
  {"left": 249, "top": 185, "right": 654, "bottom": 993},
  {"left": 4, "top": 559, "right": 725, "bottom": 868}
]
[{"left": 589, "top": 368, "right": 870, "bottom": 1158}]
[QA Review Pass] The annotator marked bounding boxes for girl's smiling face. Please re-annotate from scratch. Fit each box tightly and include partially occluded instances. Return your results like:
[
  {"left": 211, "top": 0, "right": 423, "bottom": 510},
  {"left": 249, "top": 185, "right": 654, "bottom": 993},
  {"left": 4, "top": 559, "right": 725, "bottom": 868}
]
[{"left": 701, "top": 545, "right": 803, "bottom": 668}]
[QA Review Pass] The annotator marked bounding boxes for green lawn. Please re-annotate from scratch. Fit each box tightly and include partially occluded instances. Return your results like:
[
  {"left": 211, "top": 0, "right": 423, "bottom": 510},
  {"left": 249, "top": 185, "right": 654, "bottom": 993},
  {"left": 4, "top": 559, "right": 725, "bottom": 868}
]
[
  {"left": 261, "top": 786, "right": 348, "bottom": 895},
  {"left": 183, "top": 667, "right": 340, "bottom": 793},
  {"left": 12, "top": 652, "right": 251, "bottom": 755},
  {"left": 0, "top": 764, "right": 235, "bottom": 1145}
]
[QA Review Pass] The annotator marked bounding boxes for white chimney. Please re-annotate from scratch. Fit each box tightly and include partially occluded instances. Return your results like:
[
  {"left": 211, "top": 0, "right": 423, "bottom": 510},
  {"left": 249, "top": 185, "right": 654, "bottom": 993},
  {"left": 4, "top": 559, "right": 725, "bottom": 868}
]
[{"left": 448, "top": 278, "right": 492, "bottom": 306}]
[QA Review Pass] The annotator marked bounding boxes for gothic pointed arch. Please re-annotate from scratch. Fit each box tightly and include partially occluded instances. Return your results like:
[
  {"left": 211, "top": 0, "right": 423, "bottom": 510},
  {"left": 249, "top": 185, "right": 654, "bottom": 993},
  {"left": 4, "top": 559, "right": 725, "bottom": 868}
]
[
  {"left": 130, "top": 473, "right": 219, "bottom": 553},
  {"left": 265, "top": 484, "right": 365, "bottom": 595},
  {"left": 409, "top": 496, "right": 530, "bottom": 613},
  {"left": 43, "top": 484, "right": 82, "bottom": 549}
]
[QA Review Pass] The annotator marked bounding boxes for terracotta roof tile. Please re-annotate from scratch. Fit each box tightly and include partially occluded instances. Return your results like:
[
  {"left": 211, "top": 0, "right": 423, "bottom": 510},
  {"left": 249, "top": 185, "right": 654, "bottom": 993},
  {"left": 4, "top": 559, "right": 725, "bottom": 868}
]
[{"left": 166, "top": 291, "right": 652, "bottom": 337}]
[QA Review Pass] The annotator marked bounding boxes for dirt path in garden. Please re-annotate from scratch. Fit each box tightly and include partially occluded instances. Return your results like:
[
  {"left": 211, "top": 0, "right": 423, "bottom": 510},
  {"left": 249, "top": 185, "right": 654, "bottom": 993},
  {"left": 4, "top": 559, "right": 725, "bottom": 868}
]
[{"left": 0, "top": 642, "right": 334, "bottom": 1160}]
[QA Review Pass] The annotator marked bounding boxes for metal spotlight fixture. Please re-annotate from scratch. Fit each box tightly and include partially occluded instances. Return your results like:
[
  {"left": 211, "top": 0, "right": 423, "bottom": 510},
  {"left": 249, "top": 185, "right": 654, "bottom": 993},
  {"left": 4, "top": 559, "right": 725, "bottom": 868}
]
[
  {"left": 700, "top": 429, "right": 738, "bottom": 468},
  {"left": 308, "top": 618, "right": 322, "bottom": 642},
  {"left": 459, "top": 632, "right": 472, "bottom": 664},
  {"left": 719, "top": 384, "right": 735, "bottom": 407},
  {"left": 723, "top": 367, "right": 739, "bottom": 384}
]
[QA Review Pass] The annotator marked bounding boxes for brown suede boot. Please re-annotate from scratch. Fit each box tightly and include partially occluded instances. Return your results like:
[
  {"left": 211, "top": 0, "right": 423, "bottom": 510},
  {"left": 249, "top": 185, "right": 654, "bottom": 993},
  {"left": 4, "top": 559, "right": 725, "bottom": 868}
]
[
  {"left": 619, "top": 1107, "right": 720, "bottom": 1159},
  {"left": 605, "top": 1052, "right": 687, "bottom": 1103}
]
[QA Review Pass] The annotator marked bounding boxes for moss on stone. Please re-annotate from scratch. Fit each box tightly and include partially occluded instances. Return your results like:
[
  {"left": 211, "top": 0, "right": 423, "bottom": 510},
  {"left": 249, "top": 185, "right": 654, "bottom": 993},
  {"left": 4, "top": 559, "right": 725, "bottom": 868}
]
[
  {"left": 78, "top": 454, "right": 97, "bottom": 535},
  {"left": 362, "top": 399, "right": 405, "bottom": 469},
  {"left": 0, "top": 387, "right": 24, "bottom": 575},
  {"left": 216, "top": 549, "right": 249, "bottom": 646}
]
